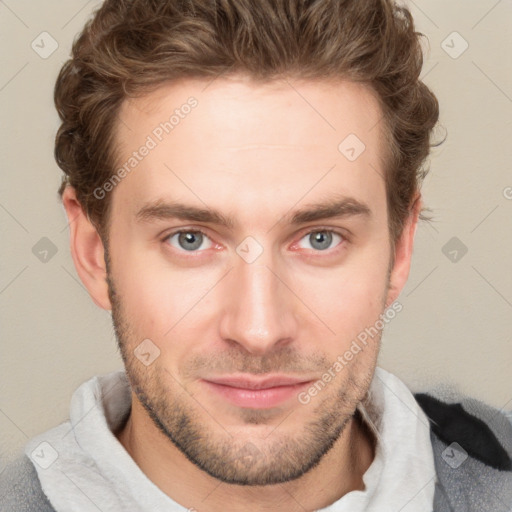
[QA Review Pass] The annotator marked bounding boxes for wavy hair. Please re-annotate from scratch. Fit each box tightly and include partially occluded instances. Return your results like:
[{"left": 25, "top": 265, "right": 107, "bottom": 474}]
[{"left": 54, "top": 0, "right": 442, "bottom": 242}]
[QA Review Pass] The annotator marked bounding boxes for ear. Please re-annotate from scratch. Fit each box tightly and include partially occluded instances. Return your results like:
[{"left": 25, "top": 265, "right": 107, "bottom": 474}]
[
  {"left": 62, "top": 187, "right": 112, "bottom": 311},
  {"left": 385, "top": 194, "right": 421, "bottom": 307}
]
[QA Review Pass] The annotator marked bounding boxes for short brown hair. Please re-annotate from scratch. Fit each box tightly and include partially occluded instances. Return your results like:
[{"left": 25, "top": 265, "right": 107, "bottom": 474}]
[{"left": 55, "top": 0, "right": 441, "bottom": 242}]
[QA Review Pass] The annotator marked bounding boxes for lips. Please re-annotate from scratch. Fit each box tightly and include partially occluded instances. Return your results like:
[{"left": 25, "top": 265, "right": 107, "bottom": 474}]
[
  {"left": 202, "top": 375, "right": 314, "bottom": 409},
  {"left": 204, "top": 375, "right": 312, "bottom": 390}
]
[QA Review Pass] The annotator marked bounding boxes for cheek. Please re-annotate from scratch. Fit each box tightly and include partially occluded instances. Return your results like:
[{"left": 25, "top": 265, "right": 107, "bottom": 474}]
[
  {"left": 111, "top": 246, "right": 216, "bottom": 341},
  {"left": 108, "top": 243, "right": 169, "bottom": 335},
  {"left": 294, "top": 251, "right": 389, "bottom": 336}
]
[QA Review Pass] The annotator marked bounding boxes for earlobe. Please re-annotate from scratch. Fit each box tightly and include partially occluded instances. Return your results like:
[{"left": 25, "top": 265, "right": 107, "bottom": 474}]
[
  {"left": 62, "top": 187, "right": 112, "bottom": 311},
  {"left": 385, "top": 194, "right": 422, "bottom": 307}
]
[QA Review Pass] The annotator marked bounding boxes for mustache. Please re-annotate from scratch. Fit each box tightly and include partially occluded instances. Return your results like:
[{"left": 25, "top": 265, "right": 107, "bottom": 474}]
[{"left": 181, "top": 346, "right": 329, "bottom": 378}]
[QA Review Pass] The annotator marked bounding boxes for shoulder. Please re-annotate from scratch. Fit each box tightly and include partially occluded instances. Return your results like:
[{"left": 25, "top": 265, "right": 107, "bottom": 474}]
[
  {"left": 414, "top": 391, "right": 512, "bottom": 511},
  {"left": 0, "top": 454, "right": 56, "bottom": 512},
  {"left": 414, "top": 391, "right": 512, "bottom": 471}
]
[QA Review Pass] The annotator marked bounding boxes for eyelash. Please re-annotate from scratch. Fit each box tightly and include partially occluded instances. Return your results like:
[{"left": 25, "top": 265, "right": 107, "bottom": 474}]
[{"left": 162, "top": 227, "right": 348, "bottom": 256}]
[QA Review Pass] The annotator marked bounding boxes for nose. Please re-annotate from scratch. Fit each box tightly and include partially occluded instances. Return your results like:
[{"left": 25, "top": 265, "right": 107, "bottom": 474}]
[{"left": 219, "top": 253, "right": 298, "bottom": 355}]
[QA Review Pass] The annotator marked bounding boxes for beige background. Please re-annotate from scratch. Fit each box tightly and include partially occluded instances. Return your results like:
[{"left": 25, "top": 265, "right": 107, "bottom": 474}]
[{"left": 1, "top": 0, "right": 511, "bottom": 463}]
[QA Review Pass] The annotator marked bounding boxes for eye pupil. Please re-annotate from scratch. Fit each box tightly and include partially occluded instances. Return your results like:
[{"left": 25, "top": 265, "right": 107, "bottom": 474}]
[
  {"left": 178, "top": 231, "right": 203, "bottom": 251},
  {"left": 309, "top": 231, "right": 332, "bottom": 251}
]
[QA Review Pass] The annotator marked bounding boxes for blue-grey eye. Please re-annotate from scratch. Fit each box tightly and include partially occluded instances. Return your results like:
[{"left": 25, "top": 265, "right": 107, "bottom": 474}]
[
  {"left": 298, "top": 230, "right": 342, "bottom": 251},
  {"left": 167, "top": 231, "right": 212, "bottom": 252}
]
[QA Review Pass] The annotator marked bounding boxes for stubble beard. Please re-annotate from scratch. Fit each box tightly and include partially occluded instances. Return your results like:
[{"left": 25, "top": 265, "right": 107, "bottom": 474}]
[{"left": 106, "top": 267, "right": 379, "bottom": 486}]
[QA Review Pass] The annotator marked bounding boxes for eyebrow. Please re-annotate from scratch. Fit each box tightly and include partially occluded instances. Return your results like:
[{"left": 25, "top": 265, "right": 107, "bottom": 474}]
[{"left": 135, "top": 195, "right": 371, "bottom": 228}]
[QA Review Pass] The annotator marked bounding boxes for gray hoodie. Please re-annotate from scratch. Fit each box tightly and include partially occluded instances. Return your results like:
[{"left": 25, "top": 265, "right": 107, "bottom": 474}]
[{"left": 1, "top": 368, "right": 511, "bottom": 511}]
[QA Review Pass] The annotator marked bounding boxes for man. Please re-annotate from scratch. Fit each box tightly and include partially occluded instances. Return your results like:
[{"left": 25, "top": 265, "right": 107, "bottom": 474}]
[{"left": 2, "top": 0, "right": 511, "bottom": 510}]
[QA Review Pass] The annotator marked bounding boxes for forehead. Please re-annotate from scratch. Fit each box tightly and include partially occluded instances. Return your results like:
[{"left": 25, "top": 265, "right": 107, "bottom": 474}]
[{"left": 112, "top": 76, "right": 387, "bottom": 225}]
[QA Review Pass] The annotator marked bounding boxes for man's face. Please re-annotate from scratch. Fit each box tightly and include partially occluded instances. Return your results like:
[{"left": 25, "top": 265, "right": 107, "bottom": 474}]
[{"left": 107, "top": 77, "right": 394, "bottom": 485}]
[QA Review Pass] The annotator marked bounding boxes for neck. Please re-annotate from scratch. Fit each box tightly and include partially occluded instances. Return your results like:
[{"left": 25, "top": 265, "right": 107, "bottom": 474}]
[{"left": 116, "top": 397, "right": 376, "bottom": 512}]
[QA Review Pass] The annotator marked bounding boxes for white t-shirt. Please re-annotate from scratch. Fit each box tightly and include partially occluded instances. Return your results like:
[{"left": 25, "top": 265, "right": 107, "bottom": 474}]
[{"left": 24, "top": 366, "right": 436, "bottom": 511}]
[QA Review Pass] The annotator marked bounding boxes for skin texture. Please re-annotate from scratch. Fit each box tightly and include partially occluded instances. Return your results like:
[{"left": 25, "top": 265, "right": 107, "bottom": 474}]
[{"left": 62, "top": 76, "right": 420, "bottom": 511}]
